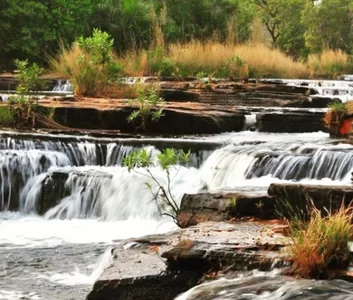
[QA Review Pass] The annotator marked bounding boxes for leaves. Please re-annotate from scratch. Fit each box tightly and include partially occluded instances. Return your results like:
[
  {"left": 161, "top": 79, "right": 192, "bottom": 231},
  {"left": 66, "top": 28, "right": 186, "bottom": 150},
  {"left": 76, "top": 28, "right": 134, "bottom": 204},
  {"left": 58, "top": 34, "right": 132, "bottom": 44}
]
[
  {"left": 123, "top": 148, "right": 190, "bottom": 224},
  {"left": 14, "top": 59, "right": 45, "bottom": 95},
  {"left": 127, "top": 87, "right": 165, "bottom": 131},
  {"left": 123, "top": 148, "right": 154, "bottom": 171}
]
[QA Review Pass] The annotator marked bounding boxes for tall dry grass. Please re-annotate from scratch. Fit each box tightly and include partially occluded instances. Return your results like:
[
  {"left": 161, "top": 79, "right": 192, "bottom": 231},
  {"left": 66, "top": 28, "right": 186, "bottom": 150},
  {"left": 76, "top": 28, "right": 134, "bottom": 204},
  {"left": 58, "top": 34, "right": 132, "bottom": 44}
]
[
  {"left": 120, "top": 41, "right": 310, "bottom": 79},
  {"left": 308, "top": 49, "right": 353, "bottom": 78},
  {"left": 169, "top": 42, "right": 309, "bottom": 78},
  {"left": 288, "top": 204, "right": 353, "bottom": 278},
  {"left": 50, "top": 43, "right": 121, "bottom": 97}
]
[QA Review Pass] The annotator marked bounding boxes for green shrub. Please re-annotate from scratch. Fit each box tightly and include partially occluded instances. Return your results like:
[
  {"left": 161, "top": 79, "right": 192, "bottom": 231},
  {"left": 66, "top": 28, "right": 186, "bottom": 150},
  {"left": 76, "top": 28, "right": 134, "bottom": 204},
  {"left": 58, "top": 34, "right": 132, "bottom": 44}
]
[
  {"left": 147, "top": 47, "right": 177, "bottom": 77},
  {"left": 14, "top": 59, "right": 45, "bottom": 95},
  {"left": 127, "top": 86, "right": 164, "bottom": 131},
  {"left": 8, "top": 95, "right": 37, "bottom": 128},
  {"left": 51, "top": 29, "right": 122, "bottom": 97},
  {"left": 0, "top": 106, "right": 14, "bottom": 126}
]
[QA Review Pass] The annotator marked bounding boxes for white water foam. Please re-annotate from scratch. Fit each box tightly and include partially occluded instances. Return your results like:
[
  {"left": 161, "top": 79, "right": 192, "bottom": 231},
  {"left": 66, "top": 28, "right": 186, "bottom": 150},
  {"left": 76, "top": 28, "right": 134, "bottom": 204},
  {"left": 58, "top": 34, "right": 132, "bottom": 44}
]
[
  {"left": 0, "top": 214, "right": 176, "bottom": 248},
  {"left": 0, "top": 290, "right": 41, "bottom": 300},
  {"left": 37, "top": 246, "right": 114, "bottom": 286}
]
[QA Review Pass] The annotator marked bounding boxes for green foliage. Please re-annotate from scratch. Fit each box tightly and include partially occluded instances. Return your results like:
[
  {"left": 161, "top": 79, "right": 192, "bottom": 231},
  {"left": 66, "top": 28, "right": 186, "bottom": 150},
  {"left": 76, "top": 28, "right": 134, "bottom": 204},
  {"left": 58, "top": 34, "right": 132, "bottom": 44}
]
[
  {"left": 14, "top": 59, "right": 45, "bottom": 95},
  {"left": 0, "top": 0, "right": 98, "bottom": 66},
  {"left": 196, "top": 71, "right": 207, "bottom": 82},
  {"left": 328, "top": 101, "right": 346, "bottom": 112},
  {"left": 8, "top": 95, "right": 37, "bottom": 128},
  {"left": 0, "top": 106, "right": 14, "bottom": 126},
  {"left": 223, "top": 55, "right": 248, "bottom": 80},
  {"left": 77, "top": 29, "right": 114, "bottom": 65},
  {"left": 147, "top": 47, "right": 177, "bottom": 76},
  {"left": 127, "top": 87, "right": 165, "bottom": 131},
  {"left": 302, "top": 0, "right": 353, "bottom": 54},
  {"left": 52, "top": 29, "right": 122, "bottom": 96},
  {"left": 123, "top": 148, "right": 190, "bottom": 224},
  {"left": 253, "top": 0, "right": 308, "bottom": 58}
]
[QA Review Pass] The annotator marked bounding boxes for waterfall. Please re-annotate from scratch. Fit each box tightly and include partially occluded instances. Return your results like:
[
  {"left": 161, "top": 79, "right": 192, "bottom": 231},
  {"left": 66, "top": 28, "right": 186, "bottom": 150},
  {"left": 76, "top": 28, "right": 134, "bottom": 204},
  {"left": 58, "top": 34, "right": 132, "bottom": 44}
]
[
  {"left": 247, "top": 146, "right": 353, "bottom": 181},
  {"left": 4, "top": 133, "right": 353, "bottom": 219},
  {"left": 40, "top": 165, "right": 202, "bottom": 221},
  {"left": 0, "top": 137, "right": 139, "bottom": 167},
  {"left": 52, "top": 80, "right": 73, "bottom": 92},
  {"left": 0, "top": 150, "right": 70, "bottom": 211}
]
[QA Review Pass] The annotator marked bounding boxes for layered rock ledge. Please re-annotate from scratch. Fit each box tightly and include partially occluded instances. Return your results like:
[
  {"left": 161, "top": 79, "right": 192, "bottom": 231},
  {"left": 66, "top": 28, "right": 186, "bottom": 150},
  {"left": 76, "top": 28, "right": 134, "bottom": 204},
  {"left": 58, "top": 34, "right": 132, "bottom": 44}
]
[
  {"left": 177, "top": 183, "right": 353, "bottom": 227},
  {"left": 87, "top": 182, "right": 353, "bottom": 299},
  {"left": 87, "top": 221, "right": 290, "bottom": 300}
]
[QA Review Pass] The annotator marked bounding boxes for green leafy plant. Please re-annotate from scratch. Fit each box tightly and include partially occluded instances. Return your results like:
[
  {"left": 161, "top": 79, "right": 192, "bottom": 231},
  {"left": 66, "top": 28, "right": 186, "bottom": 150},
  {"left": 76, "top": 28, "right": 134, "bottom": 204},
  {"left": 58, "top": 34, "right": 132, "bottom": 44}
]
[
  {"left": 225, "top": 55, "right": 248, "bottom": 80},
  {"left": 8, "top": 95, "right": 37, "bottom": 128},
  {"left": 324, "top": 101, "right": 346, "bottom": 137},
  {"left": 196, "top": 71, "right": 207, "bottom": 82},
  {"left": 123, "top": 148, "right": 190, "bottom": 224},
  {"left": 147, "top": 47, "right": 177, "bottom": 77},
  {"left": 328, "top": 100, "right": 346, "bottom": 112},
  {"left": 51, "top": 29, "right": 122, "bottom": 97},
  {"left": 127, "top": 86, "right": 165, "bottom": 131},
  {"left": 14, "top": 59, "right": 45, "bottom": 96},
  {"left": 0, "top": 106, "right": 14, "bottom": 126}
]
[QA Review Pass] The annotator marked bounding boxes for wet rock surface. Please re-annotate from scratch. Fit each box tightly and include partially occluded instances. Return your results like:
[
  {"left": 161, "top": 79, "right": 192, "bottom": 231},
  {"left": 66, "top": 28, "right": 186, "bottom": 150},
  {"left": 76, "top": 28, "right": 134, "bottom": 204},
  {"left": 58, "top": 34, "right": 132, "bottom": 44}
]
[
  {"left": 177, "top": 191, "right": 274, "bottom": 228},
  {"left": 39, "top": 101, "right": 245, "bottom": 135},
  {"left": 87, "top": 221, "right": 290, "bottom": 300},
  {"left": 268, "top": 183, "right": 353, "bottom": 216},
  {"left": 256, "top": 111, "right": 326, "bottom": 133}
]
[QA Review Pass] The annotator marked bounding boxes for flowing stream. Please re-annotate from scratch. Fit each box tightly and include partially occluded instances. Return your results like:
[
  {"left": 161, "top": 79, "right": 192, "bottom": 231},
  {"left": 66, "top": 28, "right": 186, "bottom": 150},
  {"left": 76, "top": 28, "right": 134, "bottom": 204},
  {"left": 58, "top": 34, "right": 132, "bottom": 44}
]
[{"left": 1, "top": 130, "right": 353, "bottom": 299}]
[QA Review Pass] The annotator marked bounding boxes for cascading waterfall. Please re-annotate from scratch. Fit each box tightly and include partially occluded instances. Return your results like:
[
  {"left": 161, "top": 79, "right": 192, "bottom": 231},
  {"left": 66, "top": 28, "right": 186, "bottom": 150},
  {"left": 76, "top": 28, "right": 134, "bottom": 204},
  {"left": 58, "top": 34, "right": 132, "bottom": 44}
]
[
  {"left": 8, "top": 137, "right": 353, "bottom": 219},
  {"left": 0, "top": 150, "right": 70, "bottom": 211},
  {"left": 21, "top": 164, "right": 202, "bottom": 221}
]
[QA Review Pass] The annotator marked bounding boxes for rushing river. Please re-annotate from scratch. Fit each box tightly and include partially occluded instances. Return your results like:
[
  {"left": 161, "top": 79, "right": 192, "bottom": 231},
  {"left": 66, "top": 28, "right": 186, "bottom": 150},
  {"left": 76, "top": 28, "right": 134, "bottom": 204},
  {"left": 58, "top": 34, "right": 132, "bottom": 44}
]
[{"left": 1, "top": 130, "right": 353, "bottom": 299}]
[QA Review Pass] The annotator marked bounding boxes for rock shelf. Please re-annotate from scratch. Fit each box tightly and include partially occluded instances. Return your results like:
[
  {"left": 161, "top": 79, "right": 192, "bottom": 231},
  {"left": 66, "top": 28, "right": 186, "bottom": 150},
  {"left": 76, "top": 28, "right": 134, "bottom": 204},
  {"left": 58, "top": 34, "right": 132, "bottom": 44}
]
[{"left": 87, "top": 221, "right": 290, "bottom": 300}]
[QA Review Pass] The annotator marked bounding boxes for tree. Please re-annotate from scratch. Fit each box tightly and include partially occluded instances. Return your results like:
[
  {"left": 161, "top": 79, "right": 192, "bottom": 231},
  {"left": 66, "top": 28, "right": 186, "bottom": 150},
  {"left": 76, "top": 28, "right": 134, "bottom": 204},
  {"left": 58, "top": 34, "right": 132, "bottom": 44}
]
[
  {"left": 253, "top": 0, "right": 308, "bottom": 58},
  {"left": 302, "top": 0, "right": 353, "bottom": 53},
  {"left": 0, "top": 0, "right": 98, "bottom": 67},
  {"left": 93, "top": 0, "right": 153, "bottom": 53}
]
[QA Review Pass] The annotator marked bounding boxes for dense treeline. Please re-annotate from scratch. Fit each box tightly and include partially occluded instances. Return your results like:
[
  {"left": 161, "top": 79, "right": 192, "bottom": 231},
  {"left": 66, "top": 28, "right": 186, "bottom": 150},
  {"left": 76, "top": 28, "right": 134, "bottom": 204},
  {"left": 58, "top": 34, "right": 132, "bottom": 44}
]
[{"left": 0, "top": 0, "right": 352, "bottom": 68}]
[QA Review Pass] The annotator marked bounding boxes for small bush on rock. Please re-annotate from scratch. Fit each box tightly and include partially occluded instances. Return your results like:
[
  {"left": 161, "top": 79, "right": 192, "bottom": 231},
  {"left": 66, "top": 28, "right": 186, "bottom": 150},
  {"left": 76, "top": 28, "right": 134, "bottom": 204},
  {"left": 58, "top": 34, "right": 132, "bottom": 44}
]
[
  {"left": 288, "top": 204, "right": 353, "bottom": 278},
  {"left": 51, "top": 29, "right": 122, "bottom": 97},
  {"left": 127, "top": 86, "right": 164, "bottom": 131}
]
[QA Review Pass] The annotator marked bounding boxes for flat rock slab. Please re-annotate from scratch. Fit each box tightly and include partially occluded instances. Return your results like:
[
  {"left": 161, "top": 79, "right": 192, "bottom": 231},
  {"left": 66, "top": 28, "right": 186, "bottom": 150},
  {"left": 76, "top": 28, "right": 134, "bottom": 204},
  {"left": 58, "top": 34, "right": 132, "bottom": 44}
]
[
  {"left": 36, "top": 100, "right": 245, "bottom": 134},
  {"left": 87, "top": 221, "right": 290, "bottom": 300}
]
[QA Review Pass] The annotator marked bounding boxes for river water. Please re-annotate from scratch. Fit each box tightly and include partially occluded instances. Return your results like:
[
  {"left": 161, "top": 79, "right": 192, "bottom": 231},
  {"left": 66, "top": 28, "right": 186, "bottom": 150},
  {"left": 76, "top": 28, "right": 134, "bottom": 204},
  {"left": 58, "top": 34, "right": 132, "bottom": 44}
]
[{"left": 1, "top": 130, "right": 353, "bottom": 299}]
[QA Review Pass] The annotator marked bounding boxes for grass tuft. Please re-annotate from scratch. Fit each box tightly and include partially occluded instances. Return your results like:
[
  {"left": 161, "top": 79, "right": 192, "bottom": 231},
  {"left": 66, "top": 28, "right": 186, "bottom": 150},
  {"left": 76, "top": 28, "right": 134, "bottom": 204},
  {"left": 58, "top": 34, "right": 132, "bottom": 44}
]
[
  {"left": 308, "top": 49, "right": 353, "bottom": 78},
  {"left": 120, "top": 41, "right": 309, "bottom": 79},
  {"left": 288, "top": 204, "right": 353, "bottom": 278}
]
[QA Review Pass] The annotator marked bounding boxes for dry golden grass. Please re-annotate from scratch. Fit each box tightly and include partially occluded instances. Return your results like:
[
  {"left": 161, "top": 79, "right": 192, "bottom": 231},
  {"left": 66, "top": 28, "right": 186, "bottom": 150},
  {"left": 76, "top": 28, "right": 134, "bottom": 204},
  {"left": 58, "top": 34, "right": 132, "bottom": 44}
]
[
  {"left": 50, "top": 44, "right": 119, "bottom": 97},
  {"left": 288, "top": 205, "right": 353, "bottom": 278},
  {"left": 308, "top": 49, "right": 353, "bottom": 78},
  {"left": 118, "top": 51, "right": 150, "bottom": 77},
  {"left": 120, "top": 41, "right": 310, "bottom": 79},
  {"left": 168, "top": 41, "right": 309, "bottom": 78}
]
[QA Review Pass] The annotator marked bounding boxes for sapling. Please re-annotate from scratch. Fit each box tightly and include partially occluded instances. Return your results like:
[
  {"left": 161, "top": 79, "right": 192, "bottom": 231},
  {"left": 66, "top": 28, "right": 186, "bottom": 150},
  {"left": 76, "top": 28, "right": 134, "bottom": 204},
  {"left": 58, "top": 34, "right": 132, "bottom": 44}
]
[{"left": 123, "top": 148, "right": 190, "bottom": 225}]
